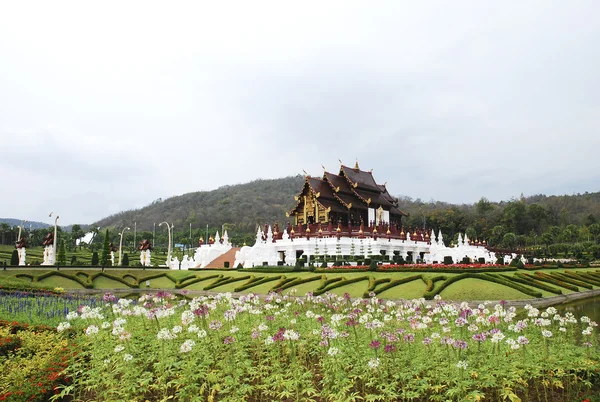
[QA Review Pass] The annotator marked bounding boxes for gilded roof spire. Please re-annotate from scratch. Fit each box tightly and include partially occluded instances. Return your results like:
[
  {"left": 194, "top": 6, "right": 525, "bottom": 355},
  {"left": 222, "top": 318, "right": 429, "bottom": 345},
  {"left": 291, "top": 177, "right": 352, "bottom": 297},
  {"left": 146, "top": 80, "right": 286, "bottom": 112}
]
[{"left": 354, "top": 159, "right": 359, "bottom": 169}]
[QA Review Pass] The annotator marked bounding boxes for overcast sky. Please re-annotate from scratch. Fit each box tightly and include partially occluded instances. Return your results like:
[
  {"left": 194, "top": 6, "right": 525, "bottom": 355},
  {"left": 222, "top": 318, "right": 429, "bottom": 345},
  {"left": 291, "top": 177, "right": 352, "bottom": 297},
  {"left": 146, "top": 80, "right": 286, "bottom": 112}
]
[{"left": 1, "top": 1, "right": 599, "bottom": 225}]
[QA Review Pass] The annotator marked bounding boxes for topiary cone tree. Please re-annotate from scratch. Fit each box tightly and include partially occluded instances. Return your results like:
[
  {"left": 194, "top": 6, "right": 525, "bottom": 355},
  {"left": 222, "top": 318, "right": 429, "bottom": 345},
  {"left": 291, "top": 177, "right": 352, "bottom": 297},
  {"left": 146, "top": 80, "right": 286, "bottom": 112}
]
[
  {"left": 101, "top": 229, "right": 112, "bottom": 266},
  {"left": 57, "top": 240, "right": 67, "bottom": 265}
]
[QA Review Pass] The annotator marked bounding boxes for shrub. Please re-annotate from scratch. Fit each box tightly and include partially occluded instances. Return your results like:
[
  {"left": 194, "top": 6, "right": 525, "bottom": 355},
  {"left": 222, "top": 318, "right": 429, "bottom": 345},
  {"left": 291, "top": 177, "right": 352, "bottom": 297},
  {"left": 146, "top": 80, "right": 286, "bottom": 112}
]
[
  {"left": 91, "top": 252, "right": 99, "bottom": 266},
  {"left": 237, "top": 263, "right": 244, "bottom": 269},
  {"left": 443, "top": 256, "right": 453, "bottom": 265},
  {"left": 369, "top": 260, "right": 378, "bottom": 272},
  {"left": 10, "top": 250, "right": 18, "bottom": 266},
  {"left": 122, "top": 253, "right": 129, "bottom": 266},
  {"left": 70, "top": 255, "right": 77, "bottom": 266}
]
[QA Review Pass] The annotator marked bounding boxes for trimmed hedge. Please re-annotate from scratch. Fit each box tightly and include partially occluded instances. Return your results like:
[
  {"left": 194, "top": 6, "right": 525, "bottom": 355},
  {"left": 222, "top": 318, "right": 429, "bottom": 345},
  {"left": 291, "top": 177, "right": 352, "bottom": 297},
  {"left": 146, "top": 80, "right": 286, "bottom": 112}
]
[
  {"left": 560, "top": 272, "right": 600, "bottom": 287},
  {"left": 502, "top": 274, "right": 562, "bottom": 295},
  {"left": 313, "top": 276, "right": 370, "bottom": 296},
  {"left": 233, "top": 276, "right": 284, "bottom": 292},
  {"left": 270, "top": 276, "right": 323, "bottom": 293},
  {"left": 366, "top": 275, "right": 423, "bottom": 298},
  {"left": 203, "top": 275, "right": 251, "bottom": 291},
  {"left": 177, "top": 274, "right": 222, "bottom": 289},
  {"left": 367, "top": 278, "right": 391, "bottom": 292},
  {"left": 315, "top": 277, "right": 344, "bottom": 292},
  {"left": 530, "top": 273, "right": 579, "bottom": 292},
  {"left": 549, "top": 273, "right": 593, "bottom": 290},
  {"left": 424, "top": 273, "right": 542, "bottom": 300}
]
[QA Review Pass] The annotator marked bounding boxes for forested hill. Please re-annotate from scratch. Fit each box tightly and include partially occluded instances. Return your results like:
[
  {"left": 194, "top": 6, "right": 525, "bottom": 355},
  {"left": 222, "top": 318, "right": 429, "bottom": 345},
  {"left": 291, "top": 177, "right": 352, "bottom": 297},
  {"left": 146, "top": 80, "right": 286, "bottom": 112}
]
[
  {"left": 94, "top": 176, "right": 306, "bottom": 233},
  {"left": 94, "top": 173, "right": 599, "bottom": 244}
]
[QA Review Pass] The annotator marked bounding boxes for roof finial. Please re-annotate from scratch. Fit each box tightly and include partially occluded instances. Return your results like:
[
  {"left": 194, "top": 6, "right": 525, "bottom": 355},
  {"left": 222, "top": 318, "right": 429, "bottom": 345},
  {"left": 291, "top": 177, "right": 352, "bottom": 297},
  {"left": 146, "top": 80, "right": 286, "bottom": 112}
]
[
  {"left": 338, "top": 159, "right": 343, "bottom": 165},
  {"left": 354, "top": 158, "right": 359, "bottom": 169},
  {"left": 321, "top": 164, "right": 326, "bottom": 171},
  {"left": 302, "top": 169, "right": 308, "bottom": 176}
]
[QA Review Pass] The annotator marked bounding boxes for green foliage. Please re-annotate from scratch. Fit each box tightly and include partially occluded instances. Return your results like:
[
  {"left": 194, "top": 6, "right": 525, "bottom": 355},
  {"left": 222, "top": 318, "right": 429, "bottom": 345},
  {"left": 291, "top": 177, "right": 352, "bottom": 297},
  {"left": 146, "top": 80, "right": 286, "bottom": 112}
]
[
  {"left": 91, "top": 251, "right": 99, "bottom": 266},
  {"left": 101, "top": 229, "right": 111, "bottom": 267},
  {"left": 443, "top": 256, "right": 453, "bottom": 265},
  {"left": 10, "top": 250, "right": 18, "bottom": 266},
  {"left": 57, "top": 240, "right": 67, "bottom": 265},
  {"left": 122, "top": 253, "right": 129, "bottom": 266}
]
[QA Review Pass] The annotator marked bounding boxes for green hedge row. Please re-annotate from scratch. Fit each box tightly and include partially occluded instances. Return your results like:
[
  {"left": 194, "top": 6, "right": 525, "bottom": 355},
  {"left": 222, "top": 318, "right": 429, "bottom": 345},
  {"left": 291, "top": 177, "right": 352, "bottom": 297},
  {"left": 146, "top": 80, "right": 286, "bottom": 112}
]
[
  {"left": 313, "top": 276, "right": 370, "bottom": 296},
  {"left": 366, "top": 275, "right": 423, "bottom": 298},
  {"left": 270, "top": 276, "right": 323, "bottom": 293},
  {"left": 558, "top": 272, "right": 599, "bottom": 288},
  {"left": 233, "top": 276, "right": 284, "bottom": 293},
  {"left": 315, "top": 277, "right": 344, "bottom": 292},
  {"left": 530, "top": 273, "right": 579, "bottom": 292},
  {"left": 176, "top": 275, "right": 222, "bottom": 289},
  {"left": 510, "top": 273, "right": 563, "bottom": 295},
  {"left": 424, "top": 273, "right": 542, "bottom": 300},
  {"left": 203, "top": 275, "right": 251, "bottom": 291},
  {"left": 549, "top": 273, "right": 592, "bottom": 290},
  {"left": 367, "top": 278, "right": 391, "bottom": 292}
]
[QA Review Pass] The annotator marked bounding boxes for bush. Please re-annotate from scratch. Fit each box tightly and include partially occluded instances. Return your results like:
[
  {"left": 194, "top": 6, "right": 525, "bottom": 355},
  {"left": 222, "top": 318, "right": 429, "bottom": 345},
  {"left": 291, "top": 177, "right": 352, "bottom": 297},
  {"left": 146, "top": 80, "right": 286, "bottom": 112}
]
[
  {"left": 91, "top": 252, "right": 99, "bottom": 266},
  {"left": 237, "top": 263, "right": 244, "bottom": 269},
  {"left": 462, "top": 257, "right": 470, "bottom": 264},
  {"left": 122, "top": 253, "right": 130, "bottom": 267},
  {"left": 10, "top": 250, "right": 18, "bottom": 266},
  {"left": 369, "top": 260, "right": 378, "bottom": 272},
  {"left": 70, "top": 255, "right": 77, "bottom": 266},
  {"left": 443, "top": 256, "right": 453, "bottom": 265}
]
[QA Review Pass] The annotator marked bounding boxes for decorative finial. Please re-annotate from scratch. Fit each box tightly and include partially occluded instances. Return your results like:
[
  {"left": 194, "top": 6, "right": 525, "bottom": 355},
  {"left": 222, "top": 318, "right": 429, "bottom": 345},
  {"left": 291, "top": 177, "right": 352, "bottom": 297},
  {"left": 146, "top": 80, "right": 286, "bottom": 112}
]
[
  {"left": 321, "top": 164, "right": 326, "bottom": 171},
  {"left": 338, "top": 159, "right": 343, "bottom": 165},
  {"left": 302, "top": 169, "right": 308, "bottom": 176},
  {"left": 354, "top": 159, "right": 359, "bottom": 169}
]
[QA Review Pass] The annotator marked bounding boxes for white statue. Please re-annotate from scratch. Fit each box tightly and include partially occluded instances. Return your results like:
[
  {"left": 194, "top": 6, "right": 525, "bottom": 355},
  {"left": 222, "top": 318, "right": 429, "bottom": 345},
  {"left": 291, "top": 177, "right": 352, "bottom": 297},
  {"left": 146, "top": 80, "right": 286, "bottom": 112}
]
[
  {"left": 18, "top": 247, "right": 26, "bottom": 266},
  {"left": 110, "top": 251, "right": 115, "bottom": 266}
]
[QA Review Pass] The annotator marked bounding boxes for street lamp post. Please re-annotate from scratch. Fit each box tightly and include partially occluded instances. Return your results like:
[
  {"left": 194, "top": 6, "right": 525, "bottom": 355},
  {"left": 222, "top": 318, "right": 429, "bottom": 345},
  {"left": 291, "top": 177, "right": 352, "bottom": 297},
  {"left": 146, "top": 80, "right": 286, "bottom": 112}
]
[
  {"left": 159, "top": 222, "right": 173, "bottom": 267},
  {"left": 17, "top": 220, "right": 27, "bottom": 244},
  {"left": 133, "top": 222, "right": 137, "bottom": 253},
  {"left": 118, "top": 227, "right": 131, "bottom": 266}
]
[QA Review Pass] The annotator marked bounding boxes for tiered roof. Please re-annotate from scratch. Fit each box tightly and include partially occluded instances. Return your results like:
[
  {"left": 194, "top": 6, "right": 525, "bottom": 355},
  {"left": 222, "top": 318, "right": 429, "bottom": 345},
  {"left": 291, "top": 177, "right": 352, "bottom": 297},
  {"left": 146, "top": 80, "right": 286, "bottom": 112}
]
[{"left": 289, "top": 162, "right": 408, "bottom": 218}]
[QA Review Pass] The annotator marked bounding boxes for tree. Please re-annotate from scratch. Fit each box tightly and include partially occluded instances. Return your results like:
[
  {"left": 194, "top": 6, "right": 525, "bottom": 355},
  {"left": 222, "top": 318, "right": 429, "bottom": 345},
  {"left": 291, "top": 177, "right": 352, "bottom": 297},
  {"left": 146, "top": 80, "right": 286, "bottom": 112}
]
[
  {"left": 101, "top": 229, "right": 112, "bottom": 266},
  {"left": 91, "top": 252, "right": 99, "bottom": 266},
  {"left": 122, "top": 253, "right": 130, "bottom": 266},
  {"left": 58, "top": 241, "right": 67, "bottom": 265},
  {"left": 71, "top": 224, "right": 84, "bottom": 250},
  {"left": 589, "top": 223, "right": 600, "bottom": 244},
  {"left": 502, "top": 232, "right": 517, "bottom": 250},
  {"left": 10, "top": 249, "right": 18, "bottom": 265},
  {"left": 541, "top": 233, "right": 554, "bottom": 256}
]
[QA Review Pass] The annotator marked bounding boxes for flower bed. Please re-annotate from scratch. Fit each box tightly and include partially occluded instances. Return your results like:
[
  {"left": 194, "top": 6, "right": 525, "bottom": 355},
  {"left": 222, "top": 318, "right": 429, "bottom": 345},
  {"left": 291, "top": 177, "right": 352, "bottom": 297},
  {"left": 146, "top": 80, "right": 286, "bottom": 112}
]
[{"left": 52, "top": 291, "right": 599, "bottom": 401}]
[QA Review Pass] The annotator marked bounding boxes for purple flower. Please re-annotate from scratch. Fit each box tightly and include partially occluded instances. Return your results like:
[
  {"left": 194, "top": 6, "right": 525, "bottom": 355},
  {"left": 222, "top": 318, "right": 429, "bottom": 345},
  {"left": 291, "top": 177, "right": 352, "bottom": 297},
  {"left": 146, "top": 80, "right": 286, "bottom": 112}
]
[
  {"left": 103, "top": 293, "right": 117, "bottom": 303},
  {"left": 422, "top": 337, "right": 433, "bottom": 346},
  {"left": 345, "top": 318, "right": 358, "bottom": 327},
  {"left": 266, "top": 315, "right": 275, "bottom": 321},
  {"left": 403, "top": 333, "right": 415, "bottom": 343},
  {"left": 384, "top": 344, "right": 397, "bottom": 353},
  {"left": 272, "top": 328, "right": 286, "bottom": 342},
  {"left": 193, "top": 305, "right": 209, "bottom": 318},
  {"left": 452, "top": 340, "right": 468, "bottom": 350},
  {"left": 370, "top": 340, "right": 381, "bottom": 349},
  {"left": 223, "top": 336, "right": 236, "bottom": 345},
  {"left": 472, "top": 333, "right": 486, "bottom": 342}
]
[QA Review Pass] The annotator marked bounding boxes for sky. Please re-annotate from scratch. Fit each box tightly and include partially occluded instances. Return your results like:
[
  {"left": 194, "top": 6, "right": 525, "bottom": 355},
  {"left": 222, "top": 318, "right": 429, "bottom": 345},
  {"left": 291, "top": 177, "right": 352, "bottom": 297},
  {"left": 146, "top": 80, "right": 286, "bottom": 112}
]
[{"left": 1, "top": 1, "right": 599, "bottom": 225}]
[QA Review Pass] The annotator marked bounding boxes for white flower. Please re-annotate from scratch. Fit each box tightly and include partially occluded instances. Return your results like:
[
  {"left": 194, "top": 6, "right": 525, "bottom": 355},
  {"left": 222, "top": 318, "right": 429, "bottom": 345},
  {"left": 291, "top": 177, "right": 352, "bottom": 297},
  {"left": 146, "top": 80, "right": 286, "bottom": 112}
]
[
  {"left": 114, "top": 345, "right": 125, "bottom": 353},
  {"left": 85, "top": 325, "right": 99, "bottom": 336},
  {"left": 290, "top": 319, "right": 297, "bottom": 325},
  {"left": 541, "top": 330, "right": 552, "bottom": 338},
  {"left": 582, "top": 327, "right": 593, "bottom": 336},
  {"left": 456, "top": 360, "right": 468, "bottom": 370},
  {"left": 580, "top": 316, "right": 591, "bottom": 324},
  {"left": 66, "top": 311, "right": 79, "bottom": 321},
  {"left": 57, "top": 322, "right": 71, "bottom": 332},
  {"left": 157, "top": 328, "right": 176, "bottom": 340},
  {"left": 181, "top": 310, "right": 195, "bottom": 326},
  {"left": 123, "top": 354, "right": 133, "bottom": 361},
  {"left": 197, "top": 330, "right": 207, "bottom": 338},
  {"left": 101, "top": 321, "right": 111, "bottom": 329},
  {"left": 328, "top": 347, "right": 339, "bottom": 356},
  {"left": 187, "top": 324, "right": 199, "bottom": 333},
  {"left": 283, "top": 330, "right": 300, "bottom": 341},
  {"left": 180, "top": 339, "right": 196, "bottom": 353},
  {"left": 172, "top": 325, "right": 183, "bottom": 334},
  {"left": 264, "top": 337, "right": 274, "bottom": 346},
  {"left": 230, "top": 326, "right": 239, "bottom": 334},
  {"left": 367, "top": 358, "right": 380, "bottom": 369},
  {"left": 258, "top": 324, "right": 268, "bottom": 332},
  {"left": 491, "top": 332, "right": 505, "bottom": 343},
  {"left": 546, "top": 307, "right": 557, "bottom": 315}
]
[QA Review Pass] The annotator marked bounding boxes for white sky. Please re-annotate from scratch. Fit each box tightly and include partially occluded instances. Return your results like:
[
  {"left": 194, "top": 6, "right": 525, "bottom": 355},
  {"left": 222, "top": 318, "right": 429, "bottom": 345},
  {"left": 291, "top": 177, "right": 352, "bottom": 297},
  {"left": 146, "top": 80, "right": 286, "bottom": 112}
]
[{"left": 1, "top": 1, "right": 599, "bottom": 225}]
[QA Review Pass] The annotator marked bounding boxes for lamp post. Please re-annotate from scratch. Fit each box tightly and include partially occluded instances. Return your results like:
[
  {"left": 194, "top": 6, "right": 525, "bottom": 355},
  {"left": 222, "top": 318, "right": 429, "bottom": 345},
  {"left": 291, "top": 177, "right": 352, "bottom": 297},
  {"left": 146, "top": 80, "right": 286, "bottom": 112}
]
[
  {"left": 159, "top": 222, "right": 173, "bottom": 267},
  {"left": 118, "top": 227, "right": 130, "bottom": 266},
  {"left": 49, "top": 212, "right": 59, "bottom": 265},
  {"left": 133, "top": 222, "right": 137, "bottom": 253}
]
